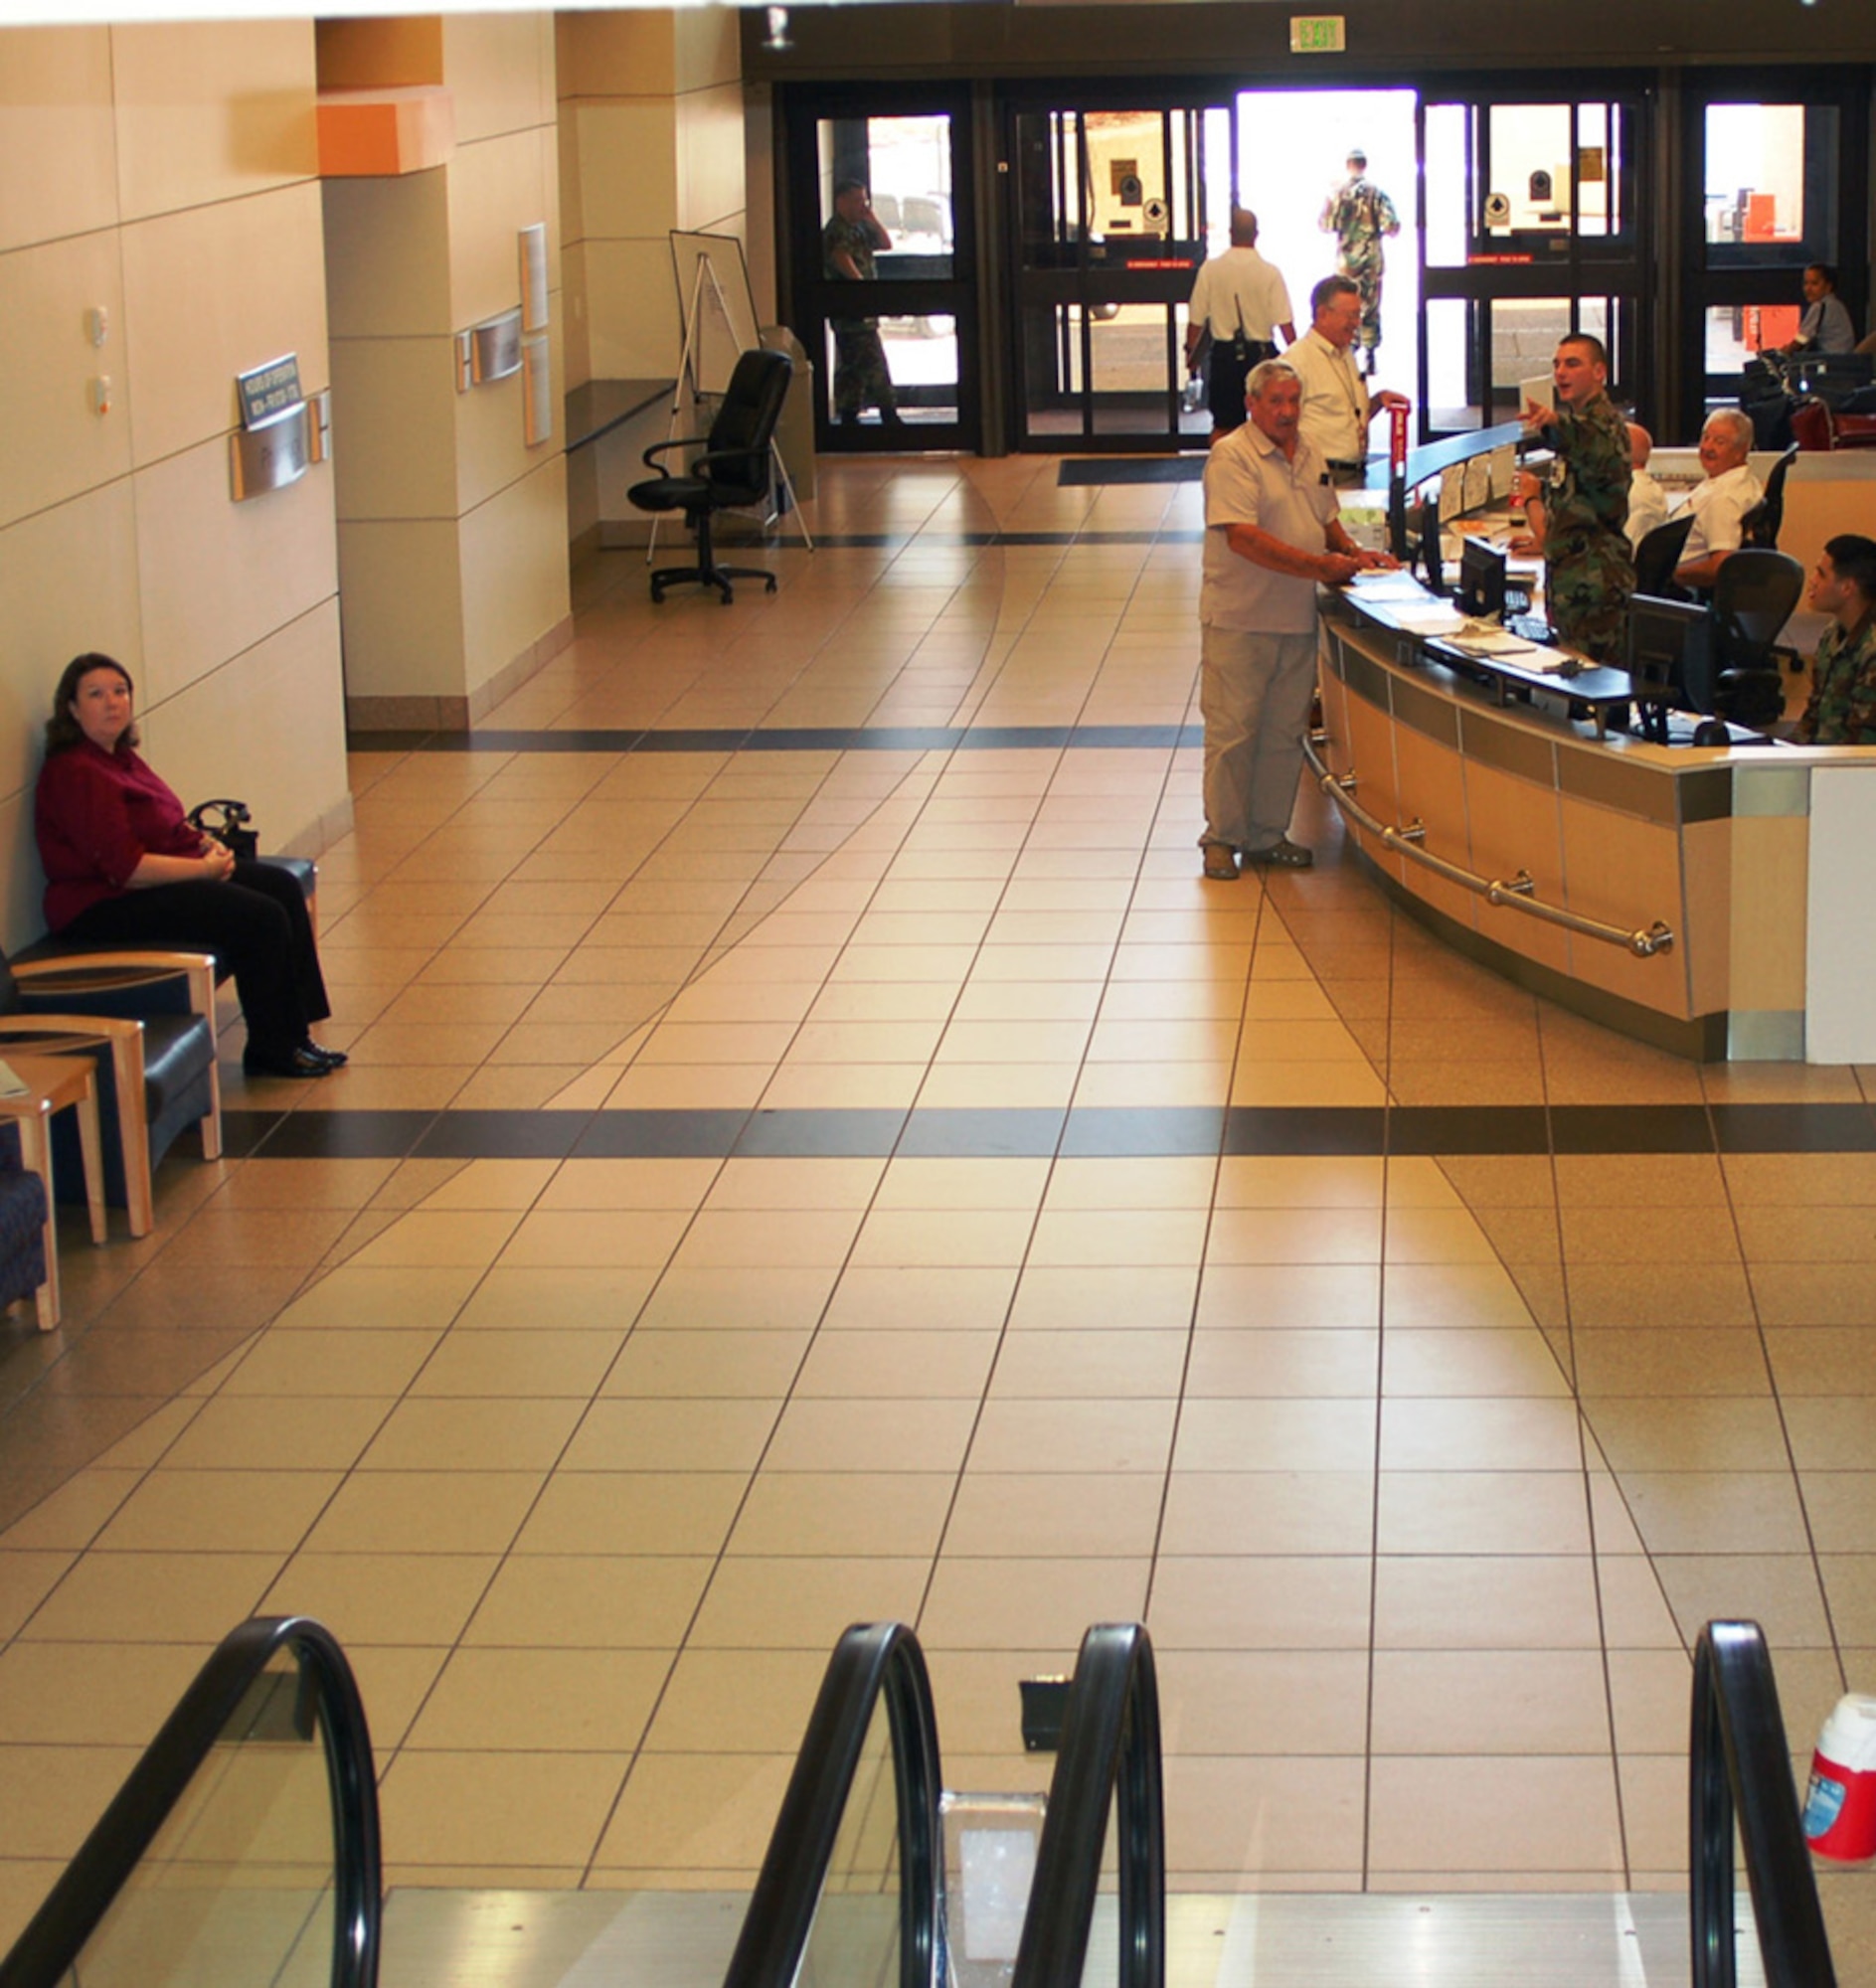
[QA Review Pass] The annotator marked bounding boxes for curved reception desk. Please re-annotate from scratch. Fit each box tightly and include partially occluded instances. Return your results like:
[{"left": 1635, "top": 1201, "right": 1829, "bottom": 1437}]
[{"left": 1313, "top": 583, "right": 1876, "bottom": 1064}]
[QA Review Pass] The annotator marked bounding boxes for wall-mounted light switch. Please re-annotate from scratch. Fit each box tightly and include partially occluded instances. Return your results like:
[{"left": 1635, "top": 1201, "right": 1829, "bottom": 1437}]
[{"left": 85, "top": 306, "right": 108, "bottom": 347}]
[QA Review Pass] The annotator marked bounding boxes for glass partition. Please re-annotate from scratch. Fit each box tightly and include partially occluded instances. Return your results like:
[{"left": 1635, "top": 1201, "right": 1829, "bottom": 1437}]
[{"left": 795, "top": 1696, "right": 902, "bottom": 1988}]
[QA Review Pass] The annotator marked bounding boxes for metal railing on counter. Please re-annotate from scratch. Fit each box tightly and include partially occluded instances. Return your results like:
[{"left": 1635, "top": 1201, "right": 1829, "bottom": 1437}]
[{"left": 1300, "top": 730, "right": 1675, "bottom": 960}]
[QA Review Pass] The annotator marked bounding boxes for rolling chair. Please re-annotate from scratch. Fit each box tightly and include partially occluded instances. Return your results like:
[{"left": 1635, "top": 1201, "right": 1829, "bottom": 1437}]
[
  {"left": 1710, "top": 549, "right": 1804, "bottom": 729},
  {"left": 1741, "top": 446, "right": 1798, "bottom": 549},
  {"left": 1632, "top": 513, "right": 1695, "bottom": 596},
  {"left": 628, "top": 349, "right": 794, "bottom": 604}
]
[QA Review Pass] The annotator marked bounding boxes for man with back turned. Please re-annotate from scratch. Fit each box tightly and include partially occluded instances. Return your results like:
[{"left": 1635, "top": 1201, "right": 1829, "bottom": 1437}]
[{"left": 1521, "top": 334, "right": 1633, "bottom": 662}]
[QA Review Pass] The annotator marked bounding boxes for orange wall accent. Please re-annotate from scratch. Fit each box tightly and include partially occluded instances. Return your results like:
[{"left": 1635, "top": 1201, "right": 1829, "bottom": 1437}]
[{"left": 317, "top": 87, "right": 454, "bottom": 178}]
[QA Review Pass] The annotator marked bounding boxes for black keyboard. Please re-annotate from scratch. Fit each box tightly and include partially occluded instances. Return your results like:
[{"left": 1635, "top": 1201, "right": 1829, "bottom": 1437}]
[{"left": 1507, "top": 613, "right": 1557, "bottom": 645}]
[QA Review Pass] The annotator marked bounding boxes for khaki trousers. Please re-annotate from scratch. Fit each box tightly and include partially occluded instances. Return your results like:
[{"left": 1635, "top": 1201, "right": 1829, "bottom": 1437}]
[{"left": 1198, "top": 624, "right": 1318, "bottom": 854}]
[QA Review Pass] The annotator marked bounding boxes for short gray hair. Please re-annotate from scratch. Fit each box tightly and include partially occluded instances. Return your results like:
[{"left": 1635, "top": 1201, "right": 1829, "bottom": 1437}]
[
  {"left": 1702, "top": 408, "right": 1754, "bottom": 453},
  {"left": 1247, "top": 358, "right": 1300, "bottom": 401}
]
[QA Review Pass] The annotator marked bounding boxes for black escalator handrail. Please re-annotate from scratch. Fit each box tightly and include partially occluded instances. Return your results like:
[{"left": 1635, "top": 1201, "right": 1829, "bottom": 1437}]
[
  {"left": 0, "top": 1614, "right": 381, "bottom": 1988},
  {"left": 1013, "top": 1623, "right": 1164, "bottom": 1988},
  {"left": 723, "top": 1620, "right": 943, "bottom": 1988},
  {"left": 1690, "top": 1618, "right": 1836, "bottom": 1988}
]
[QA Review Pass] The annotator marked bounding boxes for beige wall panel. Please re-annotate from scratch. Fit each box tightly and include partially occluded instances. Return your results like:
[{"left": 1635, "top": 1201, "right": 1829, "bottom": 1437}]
[
  {"left": 743, "top": 84, "right": 775, "bottom": 323},
  {"left": 0, "top": 788, "right": 42, "bottom": 953},
  {"left": 1680, "top": 817, "right": 1733, "bottom": 1017},
  {"left": 564, "top": 98, "right": 678, "bottom": 244},
  {"left": 322, "top": 170, "right": 452, "bottom": 340},
  {"left": 0, "top": 231, "right": 132, "bottom": 531},
  {"left": 673, "top": 7, "right": 742, "bottom": 95},
  {"left": 328, "top": 334, "right": 458, "bottom": 523},
  {"left": 583, "top": 238, "right": 684, "bottom": 378},
  {"left": 1390, "top": 727, "right": 1474, "bottom": 932},
  {"left": 557, "top": 102, "right": 587, "bottom": 250},
  {"left": 676, "top": 83, "right": 747, "bottom": 235},
  {"left": 1557, "top": 795, "right": 1691, "bottom": 1016},
  {"left": 335, "top": 518, "right": 464, "bottom": 698},
  {"left": 1339, "top": 694, "right": 1403, "bottom": 888},
  {"left": 444, "top": 13, "right": 555, "bottom": 145},
  {"left": 314, "top": 18, "right": 444, "bottom": 90},
  {"left": 0, "top": 28, "right": 118, "bottom": 253},
  {"left": 591, "top": 398, "right": 680, "bottom": 527},
  {"left": 538, "top": 122, "right": 565, "bottom": 303},
  {"left": 566, "top": 437, "right": 600, "bottom": 550},
  {"left": 1783, "top": 478, "right": 1876, "bottom": 619},
  {"left": 121, "top": 180, "right": 329, "bottom": 470},
  {"left": 560, "top": 239, "right": 594, "bottom": 391},
  {"left": 1727, "top": 814, "right": 1810, "bottom": 1013},
  {"left": 455, "top": 363, "right": 534, "bottom": 518},
  {"left": 0, "top": 483, "right": 143, "bottom": 803},
  {"left": 446, "top": 127, "right": 551, "bottom": 334},
  {"left": 132, "top": 437, "right": 338, "bottom": 708},
  {"left": 141, "top": 599, "right": 346, "bottom": 855},
  {"left": 555, "top": 12, "right": 676, "bottom": 98},
  {"left": 112, "top": 21, "right": 317, "bottom": 224},
  {"left": 459, "top": 454, "right": 571, "bottom": 696},
  {"left": 1459, "top": 757, "right": 1569, "bottom": 975}
]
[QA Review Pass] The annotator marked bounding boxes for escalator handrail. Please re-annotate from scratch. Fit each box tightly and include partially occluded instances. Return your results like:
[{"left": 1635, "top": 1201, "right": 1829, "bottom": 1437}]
[
  {"left": 1690, "top": 1618, "right": 1837, "bottom": 1988},
  {"left": 1013, "top": 1622, "right": 1164, "bottom": 1988},
  {"left": 0, "top": 1614, "right": 381, "bottom": 1988},
  {"left": 722, "top": 1620, "right": 943, "bottom": 1988}
]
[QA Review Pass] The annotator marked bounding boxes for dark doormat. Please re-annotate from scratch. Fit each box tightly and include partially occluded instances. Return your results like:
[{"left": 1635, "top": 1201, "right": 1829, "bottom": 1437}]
[{"left": 1057, "top": 457, "right": 1206, "bottom": 485}]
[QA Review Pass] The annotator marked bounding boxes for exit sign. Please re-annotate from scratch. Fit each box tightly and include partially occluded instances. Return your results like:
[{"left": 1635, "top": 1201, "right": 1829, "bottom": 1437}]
[{"left": 1289, "top": 15, "right": 1346, "bottom": 53}]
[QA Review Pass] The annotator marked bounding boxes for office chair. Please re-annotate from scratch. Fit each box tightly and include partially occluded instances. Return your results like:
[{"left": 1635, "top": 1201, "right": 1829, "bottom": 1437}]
[
  {"left": 628, "top": 349, "right": 794, "bottom": 604},
  {"left": 1632, "top": 513, "right": 1695, "bottom": 595},
  {"left": 1740, "top": 446, "right": 1798, "bottom": 548},
  {"left": 1711, "top": 549, "right": 1804, "bottom": 729}
]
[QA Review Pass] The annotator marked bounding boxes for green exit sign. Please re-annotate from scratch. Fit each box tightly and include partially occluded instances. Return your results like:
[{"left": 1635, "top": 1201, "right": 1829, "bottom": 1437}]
[{"left": 1289, "top": 14, "right": 1347, "bottom": 53}]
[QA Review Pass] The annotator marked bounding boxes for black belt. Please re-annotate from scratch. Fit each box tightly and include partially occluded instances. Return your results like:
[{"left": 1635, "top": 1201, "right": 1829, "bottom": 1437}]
[{"left": 1325, "top": 459, "right": 1364, "bottom": 474}]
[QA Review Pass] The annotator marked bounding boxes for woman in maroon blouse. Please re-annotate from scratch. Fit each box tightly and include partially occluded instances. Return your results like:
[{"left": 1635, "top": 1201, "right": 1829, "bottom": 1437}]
[{"left": 36, "top": 654, "right": 345, "bottom": 1080}]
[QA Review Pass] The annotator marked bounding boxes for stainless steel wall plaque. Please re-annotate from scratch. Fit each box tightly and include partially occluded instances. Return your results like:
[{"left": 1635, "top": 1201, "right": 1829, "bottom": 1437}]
[
  {"left": 229, "top": 397, "right": 325, "bottom": 500},
  {"left": 458, "top": 307, "right": 523, "bottom": 391}
]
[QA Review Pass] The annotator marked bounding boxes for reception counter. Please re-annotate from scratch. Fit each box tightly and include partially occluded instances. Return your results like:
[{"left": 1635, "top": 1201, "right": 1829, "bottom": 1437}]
[{"left": 1313, "top": 580, "right": 1876, "bottom": 1063}]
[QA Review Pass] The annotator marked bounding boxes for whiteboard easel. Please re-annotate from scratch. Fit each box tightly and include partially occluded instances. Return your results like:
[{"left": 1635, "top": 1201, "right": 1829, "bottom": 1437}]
[{"left": 649, "top": 235, "right": 812, "bottom": 563}]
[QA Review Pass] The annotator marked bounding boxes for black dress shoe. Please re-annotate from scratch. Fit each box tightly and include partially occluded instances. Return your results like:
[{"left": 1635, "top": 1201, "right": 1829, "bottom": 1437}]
[
  {"left": 243, "top": 1045, "right": 333, "bottom": 1079},
  {"left": 300, "top": 1040, "right": 348, "bottom": 1069}
]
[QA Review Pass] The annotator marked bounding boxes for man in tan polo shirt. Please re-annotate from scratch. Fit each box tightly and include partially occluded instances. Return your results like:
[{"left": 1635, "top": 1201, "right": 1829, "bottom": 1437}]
[{"left": 1288, "top": 274, "right": 1411, "bottom": 487}]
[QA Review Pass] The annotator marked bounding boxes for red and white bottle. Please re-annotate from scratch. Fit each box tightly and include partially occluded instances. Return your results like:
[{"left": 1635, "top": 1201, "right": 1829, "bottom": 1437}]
[{"left": 1803, "top": 1694, "right": 1876, "bottom": 1862}]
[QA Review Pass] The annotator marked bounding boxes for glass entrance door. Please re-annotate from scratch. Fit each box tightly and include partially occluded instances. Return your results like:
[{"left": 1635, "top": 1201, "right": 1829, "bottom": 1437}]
[
  {"left": 787, "top": 87, "right": 977, "bottom": 451},
  {"left": 1009, "top": 99, "right": 1228, "bottom": 447},
  {"left": 1680, "top": 81, "right": 1869, "bottom": 435},
  {"left": 1419, "top": 87, "right": 1650, "bottom": 436}
]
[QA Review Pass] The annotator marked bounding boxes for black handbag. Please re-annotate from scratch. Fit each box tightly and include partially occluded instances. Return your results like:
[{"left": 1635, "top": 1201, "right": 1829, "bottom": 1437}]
[{"left": 188, "top": 799, "right": 258, "bottom": 862}]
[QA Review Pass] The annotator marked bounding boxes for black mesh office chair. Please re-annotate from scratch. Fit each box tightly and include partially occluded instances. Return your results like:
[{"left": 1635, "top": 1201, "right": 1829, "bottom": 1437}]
[
  {"left": 1711, "top": 549, "right": 1804, "bottom": 728},
  {"left": 1632, "top": 513, "right": 1695, "bottom": 596},
  {"left": 1740, "top": 446, "right": 1799, "bottom": 549},
  {"left": 628, "top": 349, "right": 794, "bottom": 604}
]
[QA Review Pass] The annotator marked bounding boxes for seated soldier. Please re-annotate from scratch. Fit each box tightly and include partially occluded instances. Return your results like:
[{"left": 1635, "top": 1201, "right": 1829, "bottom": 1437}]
[{"left": 1791, "top": 534, "right": 1876, "bottom": 745}]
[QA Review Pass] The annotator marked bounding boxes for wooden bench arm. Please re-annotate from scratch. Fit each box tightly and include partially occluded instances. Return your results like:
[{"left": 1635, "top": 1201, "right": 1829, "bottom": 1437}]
[{"left": 13, "top": 951, "right": 218, "bottom": 1030}]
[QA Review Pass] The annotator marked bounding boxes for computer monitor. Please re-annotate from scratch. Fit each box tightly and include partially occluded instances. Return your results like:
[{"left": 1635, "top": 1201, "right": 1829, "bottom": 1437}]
[
  {"left": 1418, "top": 498, "right": 1446, "bottom": 595},
  {"left": 1625, "top": 591, "right": 1718, "bottom": 718},
  {"left": 1457, "top": 536, "right": 1506, "bottom": 619}
]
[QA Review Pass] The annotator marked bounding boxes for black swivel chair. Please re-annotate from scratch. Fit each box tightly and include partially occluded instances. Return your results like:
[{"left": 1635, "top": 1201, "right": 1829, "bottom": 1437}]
[
  {"left": 1740, "top": 445, "right": 1799, "bottom": 550},
  {"left": 628, "top": 349, "right": 794, "bottom": 604},
  {"left": 1711, "top": 548, "right": 1805, "bottom": 729},
  {"left": 1632, "top": 513, "right": 1695, "bottom": 596}
]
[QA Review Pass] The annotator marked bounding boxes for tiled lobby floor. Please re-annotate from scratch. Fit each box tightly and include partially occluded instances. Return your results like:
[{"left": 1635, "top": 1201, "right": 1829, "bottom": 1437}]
[{"left": 1, "top": 455, "right": 1873, "bottom": 1944}]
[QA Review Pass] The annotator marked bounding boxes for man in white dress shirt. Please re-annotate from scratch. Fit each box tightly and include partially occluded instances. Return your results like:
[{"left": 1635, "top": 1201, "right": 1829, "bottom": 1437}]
[
  {"left": 1287, "top": 275, "right": 1411, "bottom": 486},
  {"left": 1623, "top": 425, "right": 1669, "bottom": 550},
  {"left": 1184, "top": 209, "right": 1296, "bottom": 442},
  {"left": 1674, "top": 409, "right": 1764, "bottom": 590}
]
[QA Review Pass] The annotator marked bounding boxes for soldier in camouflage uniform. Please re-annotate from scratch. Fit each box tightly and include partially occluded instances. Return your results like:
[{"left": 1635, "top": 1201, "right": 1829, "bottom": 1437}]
[
  {"left": 1793, "top": 534, "right": 1876, "bottom": 744},
  {"left": 1521, "top": 334, "right": 1633, "bottom": 663},
  {"left": 1319, "top": 150, "right": 1400, "bottom": 374},
  {"left": 822, "top": 181, "right": 903, "bottom": 428}
]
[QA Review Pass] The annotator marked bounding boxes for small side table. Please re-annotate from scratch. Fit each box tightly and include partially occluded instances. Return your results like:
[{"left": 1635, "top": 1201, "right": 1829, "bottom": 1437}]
[{"left": 0, "top": 1051, "right": 108, "bottom": 1331}]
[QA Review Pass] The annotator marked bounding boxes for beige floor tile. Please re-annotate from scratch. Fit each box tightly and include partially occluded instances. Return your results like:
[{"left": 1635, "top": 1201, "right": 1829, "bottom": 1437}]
[
  {"left": 1380, "top": 1262, "right": 1535, "bottom": 1329},
  {"left": 0, "top": 1743, "right": 145, "bottom": 1862},
  {"left": 92, "top": 1469, "right": 341, "bottom": 1554},
  {"left": 407, "top": 1646, "right": 671, "bottom": 1751},
  {"left": 641, "top": 1647, "right": 832, "bottom": 1752},
  {"left": 942, "top": 1471, "right": 1163, "bottom": 1558},
  {"left": 590, "top": 1751, "right": 795, "bottom": 1873},
  {"left": 360, "top": 1397, "right": 585, "bottom": 1471},
  {"left": 1765, "top": 1326, "right": 1876, "bottom": 1393},
  {"left": 1368, "top": 1756, "right": 1622, "bottom": 1874},
  {"left": 1606, "top": 1647, "right": 1696, "bottom": 1755},
  {"left": 727, "top": 1471, "right": 956, "bottom": 1558},
  {"left": 0, "top": 1472, "right": 144, "bottom": 1553},
  {"left": 160, "top": 1395, "right": 390, "bottom": 1470},
  {"left": 1205, "top": 1208, "right": 1383, "bottom": 1266},
  {"left": 1157, "top": 1649, "right": 1370, "bottom": 1755},
  {"left": 689, "top": 1554, "right": 933, "bottom": 1649},
  {"left": 303, "top": 1470, "right": 543, "bottom": 1555},
  {"left": 461, "top": 1555, "right": 712, "bottom": 1648},
  {"left": 1376, "top": 1471, "right": 1593, "bottom": 1556},
  {"left": 1162, "top": 1754, "right": 1367, "bottom": 1878},
  {"left": 1213, "top": 1156, "right": 1384, "bottom": 1209},
  {"left": 921, "top": 1555, "right": 1150, "bottom": 1653},
  {"left": 219, "top": 1328, "right": 443, "bottom": 1400},
  {"left": 1009, "top": 1264, "right": 1199, "bottom": 1332},
  {"left": 497, "top": 1210, "right": 692, "bottom": 1270},
  {"left": 1617, "top": 1470, "right": 1811, "bottom": 1555},
  {"left": 1372, "top": 1554, "right": 1603, "bottom": 1649},
  {"left": 1371, "top": 1649, "right": 1613, "bottom": 1753},
  {"left": 0, "top": 1552, "right": 78, "bottom": 1640},
  {"left": 1380, "top": 1329, "right": 1570, "bottom": 1399},
  {"left": 411, "top": 1329, "right": 626, "bottom": 1399},
  {"left": 0, "top": 1640, "right": 212, "bottom": 1744},
  {"left": 18, "top": 1548, "right": 279, "bottom": 1644},
  {"left": 1194, "top": 1263, "right": 1378, "bottom": 1331},
  {"left": 380, "top": 1749, "right": 629, "bottom": 1870},
  {"left": 1582, "top": 1397, "right": 1791, "bottom": 1473},
  {"left": 1784, "top": 1398, "right": 1876, "bottom": 1469},
  {"left": 988, "top": 1328, "right": 1187, "bottom": 1400},
  {"left": 966, "top": 1398, "right": 1177, "bottom": 1474},
  {"left": 1173, "top": 1399, "right": 1378, "bottom": 1473},
  {"left": 1163, "top": 1457, "right": 1374, "bottom": 1555},
  {"left": 764, "top": 1396, "right": 979, "bottom": 1473},
  {"left": 1595, "top": 1557, "right": 1688, "bottom": 1650},
  {"left": 560, "top": 1399, "right": 779, "bottom": 1472},
  {"left": 638, "top": 1266, "right": 841, "bottom": 1333},
  {"left": 514, "top": 1473, "right": 749, "bottom": 1557},
  {"left": 702, "top": 1157, "right": 887, "bottom": 1211},
  {"left": 1148, "top": 1556, "right": 1372, "bottom": 1649},
  {"left": 1380, "top": 1397, "right": 1586, "bottom": 1471},
  {"left": 794, "top": 1328, "right": 996, "bottom": 1399},
  {"left": 260, "top": 1551, "right": 497, "bottom": 1646},
  {"left": 850, "top": 1209, "right": 1035, "bottom": 1267},
  {"left": 602, "top": 1329, "right": 810, "bottom": 1399},
  {"left": 1651, "top": 1553, "right": 1834, "bottom": 1647},
  {"left": 872, "top": 1156, "right": 1051, "bottom": 1211},
  {"left": 269, "top": 1264, "right": 483, "bottom": 1332}
]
